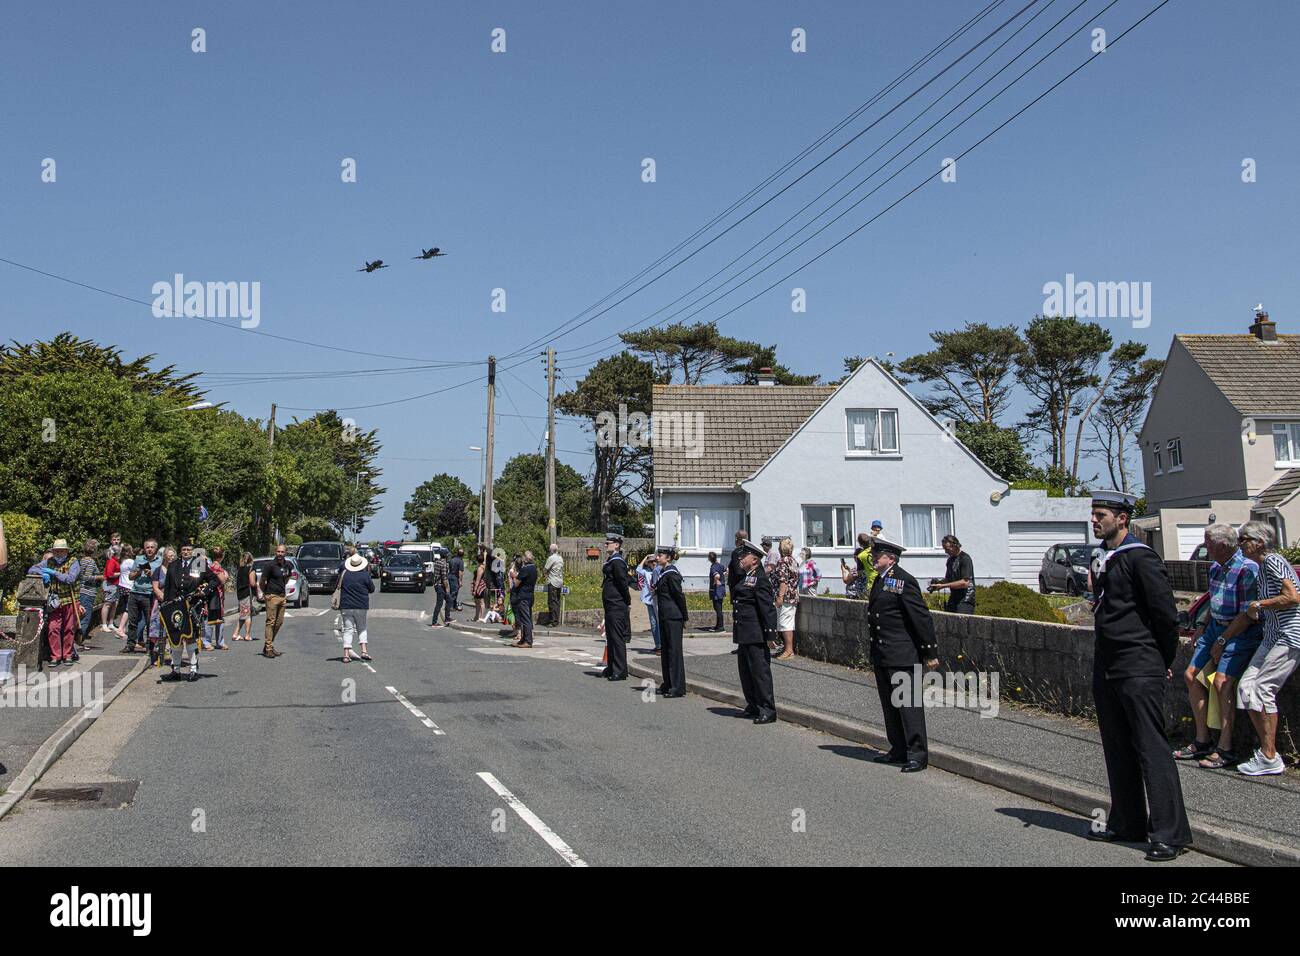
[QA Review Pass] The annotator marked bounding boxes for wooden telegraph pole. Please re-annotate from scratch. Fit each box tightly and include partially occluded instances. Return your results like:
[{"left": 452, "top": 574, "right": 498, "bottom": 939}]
[
  {"left": 546, "top": 347, "right": 557, "bottom": 549},
  {"left": 484, "top": 356, "right": 496, "bottom": 552}
]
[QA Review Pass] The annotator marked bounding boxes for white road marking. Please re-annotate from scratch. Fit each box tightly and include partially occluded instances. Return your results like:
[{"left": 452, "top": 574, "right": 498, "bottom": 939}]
[
  {"left": 476, "top": 772, "right": 587, "bottom": 867},
  {"left": 385, "top": 685, "right": 445, "bottom": 735},
  {"left": 363, "top": 663, "right": 377, "bottom": 673},
  {"left": 315, "top": 608, "right": 331, "bottom": 617}
]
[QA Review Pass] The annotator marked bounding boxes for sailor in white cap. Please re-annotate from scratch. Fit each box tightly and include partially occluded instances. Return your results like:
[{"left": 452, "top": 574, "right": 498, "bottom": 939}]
[
  {"left": 601, "top": 532, "right": 632, "bottom": 680},
  {"left": 866, "top": 536, "right": 937, "bottom": 772},
  {"left": 731, "top": 539, "right": 778, "bottom": 723},
  {"left": 1086, "top": 489, "right": 1191, "bottom": 861}
]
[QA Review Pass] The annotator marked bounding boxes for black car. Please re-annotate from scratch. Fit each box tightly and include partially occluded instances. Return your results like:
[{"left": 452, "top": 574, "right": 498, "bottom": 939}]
[
  {"left": 381, "top": 553, "right": 427, "bottom": 593},
  {"left": 296, "top": 541, "right": 346, "bottom": 594},
  {"left": 1038, "top": 543, "right": 1098, "bottom": 595}
]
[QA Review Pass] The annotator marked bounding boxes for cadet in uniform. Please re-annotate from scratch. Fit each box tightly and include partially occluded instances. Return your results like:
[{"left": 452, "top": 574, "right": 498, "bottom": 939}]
[
  {"left": 1087, "top": 490, "right": 1191, "bottom": 861},
  {"left": 160, "top": 542, "right": 217, "bottom": 683},
  {"left": 654, "top": 546, "right": 688, "bottom": 697},
  {"left": 867, "top": 536, "right": 938, "bottom": 772},
  {"left": 601, "top": 532, "right": 632, "bottom": 681},
  {"left": 732, "top": 540, "right": 777, "bottom": 724}
]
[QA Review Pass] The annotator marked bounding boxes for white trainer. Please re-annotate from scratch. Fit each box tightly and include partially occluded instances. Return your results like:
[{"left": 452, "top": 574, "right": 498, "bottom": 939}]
[{"left": 1237, "top": 749, "right": 1285, "bottom": 776}]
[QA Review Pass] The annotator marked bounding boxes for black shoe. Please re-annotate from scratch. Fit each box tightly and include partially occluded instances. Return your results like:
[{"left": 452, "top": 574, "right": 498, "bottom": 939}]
[
  {"left": 607, "top": 674, "right": 627, "bottom": 682},
  {"left": 662, "top": 691, "right": 685, "bottom": 698},
  {"left": 1087, "top": 828, "right": 1141, "bottom": 843},
  {"left": 186, "top": 671, "right": 199, "bottom": 682},
  {"left": 752, "top": 714, "right": 777, "bottom": 725},
  {"left": 161, "top": 670, "right": 182, "bottom": 682},
  {"left": 872, "top": 752, "right": 906, "bottom": 764},
  {"left": 736, "top": 707, "right": 759, "bottom": 718},
  {"left": 600, "top": 667, "right": 612, "bottom": 678},
  {"left": 900, "top": 760, "right": 928, "bottom": 773},
  {"left": 1144, "top": 842, "right": 1187, "bottom": 862}
]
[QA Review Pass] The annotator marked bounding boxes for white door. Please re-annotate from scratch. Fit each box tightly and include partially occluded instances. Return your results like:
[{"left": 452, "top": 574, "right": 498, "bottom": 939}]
[
  {"left": 1176, "top": 524, "right": 1205, "bottom": 560},
  {"left": 1007, "top": 521, "right": 1089, "bottom": 587}
]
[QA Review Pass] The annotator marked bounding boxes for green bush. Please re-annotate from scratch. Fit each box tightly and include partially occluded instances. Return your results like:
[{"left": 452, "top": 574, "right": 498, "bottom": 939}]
[
  {"left": 1, "top": 511, "right": 42, "bottom": 604},
  {"left": 1280, "top": 546, "right": 1300, "bottom": 566},
  {"left": 972, "top": 581, "right": 1060, "bottom": 623}
]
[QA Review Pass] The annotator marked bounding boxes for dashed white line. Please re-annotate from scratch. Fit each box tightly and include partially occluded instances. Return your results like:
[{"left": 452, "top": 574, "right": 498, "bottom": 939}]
[
  {"left": 476, "top": 772, "right": 588, "bottom": 867},
  {"left": 385, "top": 685, "right": 445, "bottom": 735},
  {"left": 363, "top": 663, "right": 377, "bottom": 673}
]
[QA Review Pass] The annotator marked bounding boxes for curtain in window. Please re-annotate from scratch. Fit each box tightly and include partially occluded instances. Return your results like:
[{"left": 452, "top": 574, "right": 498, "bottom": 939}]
[
  {"left": 803, "top": 506, "right": 832, "bottom": 548},
  {"left": 879, "top": 410, "right": 898, "bottom": 452},
  {"left": 680, "top": 511, "right": 697, "bottom": 548},
  {"left": 846, "top": 410, "right": 877, "bottom": 451},
  {"left": 934, "top": 506, "right": 953, "bottom": 541},
  {"left": 901, "top": 506, "right": 932, "bottom": 548},
  {"left": 698, "top": 510, "right": 731, "bottom": 548},
  {"left": 835, "top": 507, "right": 854, "bottom": 548}
]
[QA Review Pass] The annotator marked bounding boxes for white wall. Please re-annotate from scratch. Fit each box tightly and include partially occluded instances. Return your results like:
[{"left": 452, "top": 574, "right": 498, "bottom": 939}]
[{"left": 656, "top": 488, "right": 746, "bottom": 588}]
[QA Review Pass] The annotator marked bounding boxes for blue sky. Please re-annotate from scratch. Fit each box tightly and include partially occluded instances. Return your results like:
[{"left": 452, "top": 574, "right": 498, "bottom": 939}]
[{"left": 3, "top": 0, "right": 1298, "bottom": 537}]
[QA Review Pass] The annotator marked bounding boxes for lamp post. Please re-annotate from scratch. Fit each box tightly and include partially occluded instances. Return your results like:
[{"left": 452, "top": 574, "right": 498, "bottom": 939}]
[{"left": 469, "top": 445, "right": 484, "bottom": 546}]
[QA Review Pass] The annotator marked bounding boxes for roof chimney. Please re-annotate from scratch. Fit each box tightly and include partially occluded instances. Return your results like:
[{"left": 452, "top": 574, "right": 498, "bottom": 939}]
[
  {"left": 1250, "top": 308, "right": 1277, "bottom": 342},
  {"left": 756, "top": 367, "right": 776, "bottom": 386}
]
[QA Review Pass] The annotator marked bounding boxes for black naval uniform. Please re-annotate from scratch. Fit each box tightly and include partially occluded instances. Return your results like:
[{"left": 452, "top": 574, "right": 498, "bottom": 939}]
[
  {"left": 1092, "top": 534, "right": 1191, "bottom": 848},
  {"left": 732, "top": 562, "right": 777, "bottom": 720},
  {"left": 602, "top": 550, "right": 632, "bottom": 679},
  {"left": 655, "top": 562, "right": 688, "bottom": 695},
  {"left": 868, "top": 563, "right": 938, "bottom": 766}
]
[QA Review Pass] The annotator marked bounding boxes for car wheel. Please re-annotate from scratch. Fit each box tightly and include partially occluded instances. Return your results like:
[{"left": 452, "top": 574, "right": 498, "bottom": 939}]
[
  {"left": 419, "top": 585, "right": 426, "bottom": 594},
  {"left": 1039, "top": 575, "right": 1050, "bottom": 594},
  {"left": 303, "top": 593, "right": 309, "bottom": 607},
  {"left": 1065, "top": 578, "right": 1079, "bottom": 597},
  {"left": 381, "top": 584, "right": 387, "bottom": 593}
]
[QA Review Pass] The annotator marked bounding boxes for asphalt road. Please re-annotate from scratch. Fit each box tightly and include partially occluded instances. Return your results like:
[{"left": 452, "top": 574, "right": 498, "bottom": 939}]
[{"left": 0, "top": 587, "right": 1225, "bottom": 866}]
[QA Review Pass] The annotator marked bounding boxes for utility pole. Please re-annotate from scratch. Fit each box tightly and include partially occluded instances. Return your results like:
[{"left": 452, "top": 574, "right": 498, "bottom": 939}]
[
  {"left": 267, "top": 403, "right": 278, "bottom": 546},
  {"left": 545, "top": 347, "right": 557, "bottom": 549},
  {"left": 484, "top": 356, "right": 496, "bottom": 552}
]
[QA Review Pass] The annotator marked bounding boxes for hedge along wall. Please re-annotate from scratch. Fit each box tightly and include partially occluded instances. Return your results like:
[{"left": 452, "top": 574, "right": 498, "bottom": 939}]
[{"left": 794, "top": 596, "right": 1299, "bottom": 755}]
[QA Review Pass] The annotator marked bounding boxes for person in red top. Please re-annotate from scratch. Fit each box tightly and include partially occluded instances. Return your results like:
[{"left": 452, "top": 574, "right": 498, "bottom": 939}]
[
  {"left": 202, "top": 546, "right": 231, "bottom": 650},
  {"left": 101, "top": 545, "right": 122, "bottom": 635}
]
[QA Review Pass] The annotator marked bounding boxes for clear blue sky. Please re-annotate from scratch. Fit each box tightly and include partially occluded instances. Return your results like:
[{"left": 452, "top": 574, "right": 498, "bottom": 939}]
[{"left": 3, "top": 0, "right": 1298, "bottom": 536}]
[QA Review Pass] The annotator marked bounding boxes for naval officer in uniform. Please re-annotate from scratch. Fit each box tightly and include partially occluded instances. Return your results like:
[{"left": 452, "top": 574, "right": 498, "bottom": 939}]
[
  {"left": 654, "top": 546, "right": 688, "bottom": 697},
  {"left": 867, "top": 536, "right": 938, "bottom": 772},
  {"left": 1086, "top": 490, "right": 1191, "bottom": 861},
  {"left": 732, "top": 539, "right": 778, "bottom": 723},
  {"left": 601, "top": 532, "right": 632, "bottom": 681}
]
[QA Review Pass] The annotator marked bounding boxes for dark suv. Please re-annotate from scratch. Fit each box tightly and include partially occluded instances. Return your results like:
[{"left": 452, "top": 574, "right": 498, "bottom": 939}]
[{"left": 296, "top": 541, "right": 345, "bottom": 593}]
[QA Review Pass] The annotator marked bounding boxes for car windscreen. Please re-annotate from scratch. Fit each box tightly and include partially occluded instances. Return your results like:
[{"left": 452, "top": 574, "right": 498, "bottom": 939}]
[
  {"left": 1063, "top": 546, "right": 1094, "bottom": 565},
  {"left": 298, "top": 544, "right": 343, "bottom": 560},
  {"left": 388, "top": 555, "right": 422, "bottom": 568}
]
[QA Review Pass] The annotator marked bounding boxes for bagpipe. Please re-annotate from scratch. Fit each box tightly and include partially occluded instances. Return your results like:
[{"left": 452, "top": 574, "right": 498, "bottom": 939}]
[{"left": 159, "top": 581, "right": 215, "bottom": 647}]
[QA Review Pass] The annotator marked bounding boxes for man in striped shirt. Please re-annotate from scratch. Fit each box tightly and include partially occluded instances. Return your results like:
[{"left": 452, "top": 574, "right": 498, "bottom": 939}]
[{"left": 1229, "top": 521, "right": 1300, "bottom": 776}]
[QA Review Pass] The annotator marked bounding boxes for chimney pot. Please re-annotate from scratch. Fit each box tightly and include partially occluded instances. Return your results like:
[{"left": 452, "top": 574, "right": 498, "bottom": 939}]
[
  {"left": 757, "top": 366, "right": 776, "bottom": 386},
  {"left": 1250, "top": 310, "right": 1277, "bottom": 342}
]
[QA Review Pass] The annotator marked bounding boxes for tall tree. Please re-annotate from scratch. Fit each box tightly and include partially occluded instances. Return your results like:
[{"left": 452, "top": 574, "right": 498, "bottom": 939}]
[
  {"left": 556, "top": 351, "right": 655, "bottom": 531},
  {"left": 1089, "top": 352, "right": 1164, "bottom": 492},
  {"left": 726, "top": 343, "right": 820, "bottom": 385},
  {"left": 899, "top": 323, "right": 1024, "bottom": 424},
  {"left": 404, "top": 473, "right": 475, "bottom": 539},
  {"left": 0, "top": 333, "right": 203, "bottom": 400},
  {"left": 621, "top": 322, "right": 755, "bottom": 385},
  {"left": 954, "top": 421, "right": 1033, "bottom": 482},
  {"left": 278, "top": 411, "right": 385, "bottom": 537},
  {"left": 1015, "top": 316, "right": 1113, "bottom": 487}
]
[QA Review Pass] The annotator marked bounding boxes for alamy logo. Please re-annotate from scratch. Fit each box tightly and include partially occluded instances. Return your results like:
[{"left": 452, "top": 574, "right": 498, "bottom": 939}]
[
  {"left": 152, "top": 273, "right": 261, "bottom": 328},
  {"left": 1041, "top": 273, "right": 1150, "bottom": 328},
  {"left": 594, "top": 403, "right": 704, "bottom": 459},
  {"left": 50, "top": 886, "right": 151, "bottom": 936},
  {"left": 1, "top": 666, "right": 104, "bottom": 717},
  {"left": 891, "top": 665, "right": 1000, "bottom": 718}
]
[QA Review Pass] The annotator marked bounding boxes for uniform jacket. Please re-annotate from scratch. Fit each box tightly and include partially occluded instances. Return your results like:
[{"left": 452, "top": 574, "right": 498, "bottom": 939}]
[
  {"left": 655, "top": 564, "right": 688, "bottom": 622},
  {"left": 867, "top": 564, "right": 938, "bottom": 667},
  {"left": 602, "top": 552, "right": 632, "bottom": 608},
  {"left": 1092, "top": 535, "right": 1179, "bottom": 679},
  {"left": 732, "top": 562, "right": 777, "bottom": 645},
  {"left": 511, "top": 561, "right": 537, "bottom": 601}
]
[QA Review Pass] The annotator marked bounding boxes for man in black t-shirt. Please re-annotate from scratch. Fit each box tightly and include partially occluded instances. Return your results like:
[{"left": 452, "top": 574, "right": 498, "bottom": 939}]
[
  {"left": 258, "top": 546, "right": 290, "bottom": 658},
  {"left": 928, "top": 535, "right": 975, "bottom": 614}
]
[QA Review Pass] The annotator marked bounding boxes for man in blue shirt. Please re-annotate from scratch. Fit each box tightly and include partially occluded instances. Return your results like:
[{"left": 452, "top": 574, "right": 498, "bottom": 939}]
[{"left": 125, "top": 538, "right": 162, "bottom": 655}]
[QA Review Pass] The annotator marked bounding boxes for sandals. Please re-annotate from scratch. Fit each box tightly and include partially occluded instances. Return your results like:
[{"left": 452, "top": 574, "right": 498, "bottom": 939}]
[
  {"left": 1198, "top": 749, "right": 1238, "bottom": 770},
  {"left": 360, "top": 654, "right": 373, "bottom": 661},
  {"left": 1172, "top": 740, "right": 1213, "bottom": 761}
]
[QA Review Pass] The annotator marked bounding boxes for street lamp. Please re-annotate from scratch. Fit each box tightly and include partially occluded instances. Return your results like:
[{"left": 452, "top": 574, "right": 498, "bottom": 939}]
[{"left": 469, "top": 445, "right": 484, "bottom": 544}]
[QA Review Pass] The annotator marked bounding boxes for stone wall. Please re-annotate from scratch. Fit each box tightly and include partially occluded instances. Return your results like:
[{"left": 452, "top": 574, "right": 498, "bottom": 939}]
[
  {"left": 560, "top": 607, "right": 731, "bottom": 633},
  {"left": 794, "top": 596, "right": 1299, "bottom": 752}
]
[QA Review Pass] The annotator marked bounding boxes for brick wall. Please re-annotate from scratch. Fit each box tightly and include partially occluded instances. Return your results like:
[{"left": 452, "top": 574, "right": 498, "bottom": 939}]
[{"left": 795, "top": 596, "right": 1298, "bottom": 752}]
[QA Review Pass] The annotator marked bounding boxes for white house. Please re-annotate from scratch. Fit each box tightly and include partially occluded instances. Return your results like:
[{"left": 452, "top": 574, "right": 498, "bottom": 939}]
[{"left": 652, "top": 360, "right": 1092, "bottom": 591}]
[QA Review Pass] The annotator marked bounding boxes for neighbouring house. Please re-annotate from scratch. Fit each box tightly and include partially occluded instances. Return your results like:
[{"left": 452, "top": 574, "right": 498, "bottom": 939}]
[
  {"left": 1137, "top": 309, "right": 1300, "bottom": 559},
  {"left": 652, "top": 361, "right": 1091, "bottom": 591}
]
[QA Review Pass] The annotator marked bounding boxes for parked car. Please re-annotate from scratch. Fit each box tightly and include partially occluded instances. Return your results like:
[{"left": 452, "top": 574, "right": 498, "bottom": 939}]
[
  {"left": 1038, "top": 543, "right": 1099, "bottom": 595},
  {"left": 381, "top": 552, "right": 427, "bottom": 593},
  {"left": 296, "top": 541, "right": 346, "bottom": 593},
  {"left": 1188, "top": 543, "right": 1210, "bottom": 563},
  {"left": 251, "top": 556, "right": 308, "bottom": 609}
]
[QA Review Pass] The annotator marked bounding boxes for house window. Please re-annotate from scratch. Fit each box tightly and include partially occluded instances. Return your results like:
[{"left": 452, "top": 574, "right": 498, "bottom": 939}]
[
  {"left": 901, "top": 505, "right": 953, "bottom": 550},
  {"left": 845, "top": 408, "right": 899, "bottom": 454},
  {"left": 802, "top": 505, "right": 855, "bottom": 548},
  {"left": 1167, "top": 438, "right": 1183, "bottom": 471},
  {"left": 1273, "top": 423, "right": 1300, "bottom": 466},
  {"left": 1153, "top": 447, "right": 1163, "bottom": 475},
  {"left": 677, "top": 508, "right": 736, "bottom": 550}
]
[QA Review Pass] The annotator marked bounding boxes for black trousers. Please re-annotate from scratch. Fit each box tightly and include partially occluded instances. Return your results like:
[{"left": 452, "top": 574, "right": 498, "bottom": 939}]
[
  {"left": 448, "top": 584, "right": 460, "bottom": 610},
  {"left": 125, "top": 591, "right": 152, "bottom": 646},
  {"left": 1094, "top": 674, "right": 1192, "bottom": 846},
  {"left": 513, "top": 598, "right": 533, "bottom": 645},
  {"left": 604, "top": 602, "right": 629, "bottom": 676},
  {"left": 433, "top": 587, "right": 451, "bottom": 624},
  {"left": 712, "top": 597, "right": 724, "bottom": 630},
  {"left": 660, "top": 616, "right": 686, "bottom": 692},
  {"left": 546, "top": 584, "right": 562, "bottom": 625},
  {"left": 736, "top": 642, "right": 776, "bottom": 717},
  {"left": 873, "top": 664, "right": 929, "bottom": 763}
]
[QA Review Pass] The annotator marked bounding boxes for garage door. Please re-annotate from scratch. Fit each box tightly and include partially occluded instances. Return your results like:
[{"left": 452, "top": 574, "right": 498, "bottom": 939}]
[
  {"left": 1007, "top": 521, "right": 1089, "bottom": 587},
  {"left": 1176, "top": 524, "right": 1205, "bottom": 560}
]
